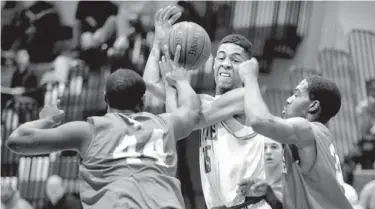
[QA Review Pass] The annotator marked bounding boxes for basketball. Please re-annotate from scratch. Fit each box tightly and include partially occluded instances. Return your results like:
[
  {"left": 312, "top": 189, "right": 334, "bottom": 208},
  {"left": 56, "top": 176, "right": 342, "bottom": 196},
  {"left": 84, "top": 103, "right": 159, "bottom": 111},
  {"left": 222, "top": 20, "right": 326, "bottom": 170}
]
[{"left": 163, "top": 21, "right": 211, "bottom": 70}]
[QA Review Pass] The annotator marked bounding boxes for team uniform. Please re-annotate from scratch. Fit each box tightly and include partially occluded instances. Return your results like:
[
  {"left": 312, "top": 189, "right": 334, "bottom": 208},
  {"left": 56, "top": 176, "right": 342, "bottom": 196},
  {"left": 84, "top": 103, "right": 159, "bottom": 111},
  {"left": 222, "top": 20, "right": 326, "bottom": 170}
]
[
  {"left": 199, "top": 95, "right": 267, "bottom": 209},
  {"left": 78, "top": 112, "right": 184, "bottom": 209},
  {"left": 282, "top": 121, "right": 353, "bottom": 209}
]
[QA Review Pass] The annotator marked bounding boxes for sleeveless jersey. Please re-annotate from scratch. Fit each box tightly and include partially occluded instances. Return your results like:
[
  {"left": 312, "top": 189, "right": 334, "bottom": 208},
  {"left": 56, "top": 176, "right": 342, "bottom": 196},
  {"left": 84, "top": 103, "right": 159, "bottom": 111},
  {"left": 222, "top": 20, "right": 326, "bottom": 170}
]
[
  {"left": 282, "top": 122, "right": 353, "bottom": 209},
  {"left": 78, "top": 112, "right": 184, "bottom": 209},
  {"left": 199, "top": 95, "right": 266, "bottom": 209}
]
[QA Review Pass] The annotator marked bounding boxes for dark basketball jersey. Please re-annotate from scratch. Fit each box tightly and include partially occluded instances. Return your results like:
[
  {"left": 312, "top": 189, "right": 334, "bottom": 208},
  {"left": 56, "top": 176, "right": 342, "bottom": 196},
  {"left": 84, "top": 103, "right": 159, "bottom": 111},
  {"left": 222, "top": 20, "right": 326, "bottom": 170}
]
[
  {"left": 282, "top": 122, "right": 353, "bottom": 209},
  {"left": 78, "top": 112, "right": 184, "bottom": 209}
]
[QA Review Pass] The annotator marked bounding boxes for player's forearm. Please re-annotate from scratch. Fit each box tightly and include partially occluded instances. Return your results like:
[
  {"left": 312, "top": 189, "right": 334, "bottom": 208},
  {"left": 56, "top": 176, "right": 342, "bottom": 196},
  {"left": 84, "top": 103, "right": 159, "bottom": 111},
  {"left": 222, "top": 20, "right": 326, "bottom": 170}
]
[
  {"left": 143, "top": 41, "right": 165, "bottom": 113},
  {"left": 195, "top": 88, "right": 245, "bottom": 129},
  {"left": 165, "top": 86, "right": 178, "bottom": 113},
  {"left": 18, "top": 118, "right": 56, "bottom": 130},
  {"left": 175, "top": 81, "right": 201, "bottom": 112},
  {"left": 143, "top": 41, "right": 162, "bottom": 83},
  {"left": 145, "top": 81, "right": 166, "bottom": 101},
  {"left": 243, "top": 76, "right": 273, "bottom": 128},
  {"left": 7, "top": 119, "right": 55, "bottom": 154}
]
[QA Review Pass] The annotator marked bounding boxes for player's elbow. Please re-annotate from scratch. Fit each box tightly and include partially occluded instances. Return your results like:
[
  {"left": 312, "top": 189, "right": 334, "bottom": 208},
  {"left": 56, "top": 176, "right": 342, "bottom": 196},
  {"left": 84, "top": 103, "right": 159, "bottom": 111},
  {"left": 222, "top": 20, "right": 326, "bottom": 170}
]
[
  {"left": 6, "top": 138, "right": 21, "bottom": 154},
  {"left": 177, "top": 107, "right": 201, "bottom": 138},
  {"left": 7, "top": 128, "right": 34, "bottom": 154}
]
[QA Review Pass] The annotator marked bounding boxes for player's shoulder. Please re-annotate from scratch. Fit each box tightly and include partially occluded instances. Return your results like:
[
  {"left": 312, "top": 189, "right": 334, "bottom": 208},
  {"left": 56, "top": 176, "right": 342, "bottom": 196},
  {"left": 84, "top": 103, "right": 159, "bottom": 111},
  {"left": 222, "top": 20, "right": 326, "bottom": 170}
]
[{"left": 135, "top": 112, "right": 170, "bottom": 129}]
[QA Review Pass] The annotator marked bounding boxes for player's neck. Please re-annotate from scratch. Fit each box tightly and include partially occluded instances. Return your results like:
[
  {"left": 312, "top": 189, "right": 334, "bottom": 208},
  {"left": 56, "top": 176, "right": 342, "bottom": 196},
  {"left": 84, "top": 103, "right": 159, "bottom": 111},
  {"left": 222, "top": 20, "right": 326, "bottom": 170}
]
[{"left": 266, "top": 164, "right": 283, "bottom": 184}]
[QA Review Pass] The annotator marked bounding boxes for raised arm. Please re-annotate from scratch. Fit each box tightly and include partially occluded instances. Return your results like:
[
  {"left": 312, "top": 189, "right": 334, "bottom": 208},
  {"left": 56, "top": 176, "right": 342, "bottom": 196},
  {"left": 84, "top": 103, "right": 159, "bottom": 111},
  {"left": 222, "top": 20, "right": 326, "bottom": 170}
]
[
  {"left": 6, "top": 101, "right": 93, "bottom": 155},
  {"left": 239, "top": 59, "right": 315, "bottom": 148},
  {"left": 143, "top": 6, "right": 181, "bottom": 113},
  {"left": 7, "top": 120, "right": 93, "bottom": 155},
  {"left": 158, "top": 46, "right": 201, "bottom": 140}
]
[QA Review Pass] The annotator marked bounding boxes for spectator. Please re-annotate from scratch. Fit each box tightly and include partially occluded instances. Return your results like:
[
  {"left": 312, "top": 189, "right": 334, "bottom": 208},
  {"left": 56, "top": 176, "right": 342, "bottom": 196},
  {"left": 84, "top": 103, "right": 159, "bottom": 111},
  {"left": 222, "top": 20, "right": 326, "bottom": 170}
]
[
  {"left": 264, "top": 138, "right": 283, "bottom": 202},
  {"left": 42, "top": 175, "right": 82, "bottom": 209},
  {"left": 353, "top": 78, "right": 375, "bottom": 169},
  {"left": 73, "top": 1, "right": 118, "bottom": 69},
  {"left": 1, "top": 181, "right": 33, "bottom": 209},
  {"left": 356, "top": 78, "right": 375, "bottom": 141},
  {"left": 108, "top": 2, "right": 157, "bottom": 74},
  {"left": 359, "top": 179, "right": 375, "bottom": 209},
  {"left": 1, "top": 1, "right": 24, "bottom": 51},
  {"left": 14, "top": 1, "right": 61, "bottom": 64},
  {"left": 1, "top": 49, "right": 44, "bottom": 108}
]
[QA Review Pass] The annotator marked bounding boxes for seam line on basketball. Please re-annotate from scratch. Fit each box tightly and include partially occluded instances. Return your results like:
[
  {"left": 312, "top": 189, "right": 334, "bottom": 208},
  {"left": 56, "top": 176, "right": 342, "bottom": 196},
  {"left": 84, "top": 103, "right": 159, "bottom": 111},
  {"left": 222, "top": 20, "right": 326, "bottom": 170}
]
[
  {"left": 191, "top": 30, "right": 206, "bottom": 70},
  {"left": 184, "top": 22, "right": 188, "bottom": 68}
]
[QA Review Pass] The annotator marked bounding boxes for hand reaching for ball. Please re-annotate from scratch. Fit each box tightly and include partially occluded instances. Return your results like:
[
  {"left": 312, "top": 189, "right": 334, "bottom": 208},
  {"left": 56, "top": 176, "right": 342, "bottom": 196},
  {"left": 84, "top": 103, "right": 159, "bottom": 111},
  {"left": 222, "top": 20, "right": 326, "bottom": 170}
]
[
  {"left": 159, "top": 44, "right": 190, "bottom": 87},
  {"left": 238, "top": 58, "right": 260, "bottom": 82},
  {"left": 154, "top": 6, "right": 182, "bottom": 43}
]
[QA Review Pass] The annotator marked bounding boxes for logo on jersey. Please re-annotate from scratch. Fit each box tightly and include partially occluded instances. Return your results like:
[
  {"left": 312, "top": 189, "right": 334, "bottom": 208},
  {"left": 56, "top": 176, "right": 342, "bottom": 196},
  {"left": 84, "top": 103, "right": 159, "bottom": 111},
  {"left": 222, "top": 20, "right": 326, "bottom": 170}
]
[
  {"left": 282, "top": 156, "right": 287, "bottom": 174},
  {"left": 200, "top": 125, "right": 216, "bottom": 173},
  {"left": 201, "top": 125, "right": 217, "bottom": 143}
]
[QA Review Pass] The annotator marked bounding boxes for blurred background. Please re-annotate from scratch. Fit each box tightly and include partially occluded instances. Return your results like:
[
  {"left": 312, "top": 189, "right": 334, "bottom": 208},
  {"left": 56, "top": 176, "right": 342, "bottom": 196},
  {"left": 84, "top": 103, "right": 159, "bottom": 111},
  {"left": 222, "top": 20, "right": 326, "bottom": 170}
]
[{"left": 1, "top": 1, "right": 374, "bottom": 209}]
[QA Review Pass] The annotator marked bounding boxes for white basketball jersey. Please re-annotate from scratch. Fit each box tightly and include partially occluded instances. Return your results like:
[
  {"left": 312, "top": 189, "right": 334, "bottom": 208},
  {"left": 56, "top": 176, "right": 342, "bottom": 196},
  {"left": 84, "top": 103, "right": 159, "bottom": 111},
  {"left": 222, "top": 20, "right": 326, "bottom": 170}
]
[{"left": 199, "top": 95, "right": 267, "bottom": 209}]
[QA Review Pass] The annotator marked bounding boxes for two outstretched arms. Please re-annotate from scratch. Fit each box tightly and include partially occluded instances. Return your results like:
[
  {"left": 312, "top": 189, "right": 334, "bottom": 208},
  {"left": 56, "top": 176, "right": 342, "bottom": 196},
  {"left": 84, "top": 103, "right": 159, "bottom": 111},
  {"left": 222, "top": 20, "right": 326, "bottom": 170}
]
[{"left": 142, "top": 6, "right": 246, "bottom": 136}]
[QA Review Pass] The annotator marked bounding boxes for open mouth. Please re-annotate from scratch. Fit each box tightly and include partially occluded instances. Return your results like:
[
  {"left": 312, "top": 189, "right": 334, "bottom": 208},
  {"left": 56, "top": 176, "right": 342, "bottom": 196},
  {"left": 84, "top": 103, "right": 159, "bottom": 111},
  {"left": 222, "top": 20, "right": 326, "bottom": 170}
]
[
  {"left": 265, "top": 157, "right": 273, "bottom": 162},
  {"left": 219, "top": 72, "right": 231, "bottom": 77}
]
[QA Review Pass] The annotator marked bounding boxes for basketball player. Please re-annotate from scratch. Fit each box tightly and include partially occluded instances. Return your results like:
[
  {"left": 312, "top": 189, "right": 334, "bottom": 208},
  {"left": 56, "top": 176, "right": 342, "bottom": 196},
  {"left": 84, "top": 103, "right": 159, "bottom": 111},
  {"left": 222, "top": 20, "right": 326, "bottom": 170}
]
[
  {"left": 237, "top": 58, "right": 353, "bottom": 209},
  {"left": 145, "top": 17, "right": 269, "bottom": 208},
  {"left": 7, "top": 65, "right": 201, "bottom": 208}
]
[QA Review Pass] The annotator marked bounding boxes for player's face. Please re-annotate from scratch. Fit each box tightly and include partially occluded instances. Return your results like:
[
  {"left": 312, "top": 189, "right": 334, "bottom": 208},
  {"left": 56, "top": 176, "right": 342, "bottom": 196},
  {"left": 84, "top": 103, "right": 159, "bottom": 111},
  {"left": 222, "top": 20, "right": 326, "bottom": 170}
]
[
  {"left": 213, "top": 43, "right": 248, "bottom": 94},
  {"left": 264, "top": 138, "right": 283, "bottom": 168},
  {"left": 282, "top": 79, "right": 311, "bottom": 118}
]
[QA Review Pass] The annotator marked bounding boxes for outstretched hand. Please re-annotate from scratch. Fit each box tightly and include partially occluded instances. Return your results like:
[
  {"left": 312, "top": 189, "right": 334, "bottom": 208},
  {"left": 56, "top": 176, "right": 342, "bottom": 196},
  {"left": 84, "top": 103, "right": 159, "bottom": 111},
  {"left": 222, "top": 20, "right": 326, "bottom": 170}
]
[
  {"left": 154, "top": 6, "right": 182, "bottom": 43},
  {"left": 159, "top": 44, "right": 190, "bottom": 87},
  {"left": 39, "top": 99, "right": 65, "bottom": 126}
]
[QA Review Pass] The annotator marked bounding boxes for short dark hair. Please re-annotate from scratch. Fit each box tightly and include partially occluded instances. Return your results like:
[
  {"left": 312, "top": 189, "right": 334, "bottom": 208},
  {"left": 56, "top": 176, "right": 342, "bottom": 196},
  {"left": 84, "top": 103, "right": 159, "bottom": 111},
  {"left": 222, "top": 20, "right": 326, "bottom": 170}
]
[
  {"left": 305, "top": 75, "right": 341, "bottom": 123},
  {"left": 105, "top": 69, "right": 146, "bottom": 110},
  {"left": 220, "top": 34, "right": 252, "bottom": 58}
]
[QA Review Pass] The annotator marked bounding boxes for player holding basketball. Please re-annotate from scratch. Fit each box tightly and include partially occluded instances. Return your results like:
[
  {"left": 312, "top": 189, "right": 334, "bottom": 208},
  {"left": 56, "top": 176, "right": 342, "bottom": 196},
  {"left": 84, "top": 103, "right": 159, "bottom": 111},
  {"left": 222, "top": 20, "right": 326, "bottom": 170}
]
[
  {"left": 144, "top": 6, "right": 269, "bottom": 209},
  {"left": 237, "top": 58, "right": 353, "bottom": 209},
  {"left": 7, "top": 60, "right": 201, "bottom": 208}
]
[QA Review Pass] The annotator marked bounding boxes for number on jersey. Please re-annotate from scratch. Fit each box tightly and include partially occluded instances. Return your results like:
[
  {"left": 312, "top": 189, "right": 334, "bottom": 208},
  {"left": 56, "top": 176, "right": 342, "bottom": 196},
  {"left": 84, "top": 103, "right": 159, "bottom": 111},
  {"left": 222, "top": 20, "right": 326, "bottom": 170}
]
[
  {"left": 329, "top": 144, "right": 344, "bottom": 188},
  {"left": 112, "top": 129, "right": 167, "bottom": 164}
]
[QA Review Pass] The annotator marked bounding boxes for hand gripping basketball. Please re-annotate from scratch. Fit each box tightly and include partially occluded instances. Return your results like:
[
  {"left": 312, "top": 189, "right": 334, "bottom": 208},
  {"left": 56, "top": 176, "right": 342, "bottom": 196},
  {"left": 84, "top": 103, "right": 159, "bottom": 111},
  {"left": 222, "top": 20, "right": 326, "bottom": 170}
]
[
  {"left": 39, "top": 99, "right": 65, "bottom": 127},
  {"left": 159, "top": 44, "right": 190, "bottom": 87},
  {"left": 154, "top": 6, "right": 182, "bottom": 42}
]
